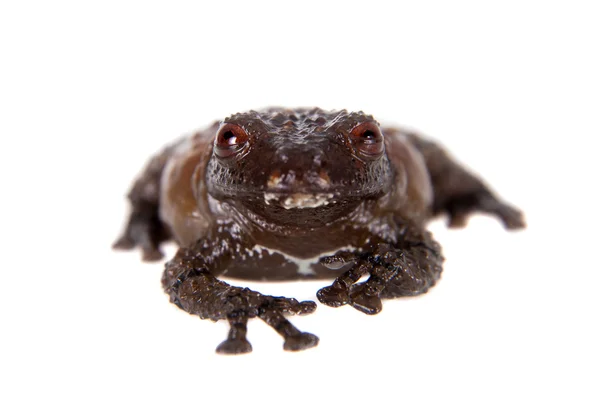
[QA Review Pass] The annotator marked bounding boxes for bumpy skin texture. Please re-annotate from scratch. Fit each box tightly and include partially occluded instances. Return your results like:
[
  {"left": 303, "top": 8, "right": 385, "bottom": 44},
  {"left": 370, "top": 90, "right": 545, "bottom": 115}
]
[{"left": 114, "top": 107, "right": 525, "bottom": 354}]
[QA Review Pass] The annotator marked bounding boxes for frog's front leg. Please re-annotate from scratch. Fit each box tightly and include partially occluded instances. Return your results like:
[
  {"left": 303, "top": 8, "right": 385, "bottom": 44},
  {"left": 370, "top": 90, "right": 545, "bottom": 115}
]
[
  {"left": 162, "top": 245, "right": 318, "bottom": 354},
  {"left": 318, "top": 228, "right": 444, "bottom": 314}
]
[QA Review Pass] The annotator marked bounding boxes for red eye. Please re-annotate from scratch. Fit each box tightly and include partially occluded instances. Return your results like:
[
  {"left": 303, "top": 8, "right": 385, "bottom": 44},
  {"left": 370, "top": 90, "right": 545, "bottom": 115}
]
[
  {"left": 214, "top": 123, "right": 249, "bottom": 158},
  {"left": 350, "top": 122, "right": 384, "bottom": 158}
]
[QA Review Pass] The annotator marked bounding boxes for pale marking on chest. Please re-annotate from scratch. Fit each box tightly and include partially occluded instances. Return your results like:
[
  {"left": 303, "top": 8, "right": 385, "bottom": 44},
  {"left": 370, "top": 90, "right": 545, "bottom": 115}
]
[{"left": 250, "top": 244, "right": 358, "bottom": 276}]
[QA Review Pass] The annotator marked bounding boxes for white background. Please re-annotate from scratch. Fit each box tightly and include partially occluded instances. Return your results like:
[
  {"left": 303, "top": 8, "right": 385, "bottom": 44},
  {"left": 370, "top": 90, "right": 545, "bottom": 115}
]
[{"left": 1, "top": 1, "right": 599, "bottom": 399}]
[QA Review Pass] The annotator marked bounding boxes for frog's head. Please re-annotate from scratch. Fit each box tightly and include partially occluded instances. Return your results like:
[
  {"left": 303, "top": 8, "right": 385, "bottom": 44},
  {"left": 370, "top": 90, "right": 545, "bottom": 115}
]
[{"left": 205, "top": 108, "right": 393, "bottom": 227}]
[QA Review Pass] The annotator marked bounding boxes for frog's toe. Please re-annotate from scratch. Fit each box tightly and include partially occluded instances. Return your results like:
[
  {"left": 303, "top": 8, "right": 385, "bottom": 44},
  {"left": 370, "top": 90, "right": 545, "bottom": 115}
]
[
  {"left": 296, "top": 300, "right": 317, "bottom": 315},
  {"left": 317, "top": 285, "right": 349, "bottom": 307},
  {"left": 268, "top": 297, "right": 317, "bottom": 315},
  {"left": 216, "top": 338, "right": 253, "bottom": 355},
  {"left": 283, "top": 332, "right": 319, "bottom": 351},
  {"left": 447, "top": 211, "right": 469, "bottom": 228},
  {"left": 141, "top": 247, "right": 164, "bottom": 262},
  {"left": 113, "top": 235, "right": 135, "bottom": 250},
  {"left": 497, "top": 204, "right": 526, "bottom": 230},
  {"left": 259, "top": 309, "right": 319, "bottom": 352},
  {"left": 349, "top": 284, "right": 383, "bottom": 315}
]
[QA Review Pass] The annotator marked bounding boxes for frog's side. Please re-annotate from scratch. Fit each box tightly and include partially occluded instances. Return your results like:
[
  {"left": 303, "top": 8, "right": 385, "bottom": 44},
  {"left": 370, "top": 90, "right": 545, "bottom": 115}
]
[{"left": 114, "top": 107, "right": 525, "bottom": 354}]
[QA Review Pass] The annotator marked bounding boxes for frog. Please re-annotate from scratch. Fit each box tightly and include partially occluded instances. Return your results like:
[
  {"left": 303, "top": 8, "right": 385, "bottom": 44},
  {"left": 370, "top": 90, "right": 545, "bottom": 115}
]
[{"left": 113, "top": 107, "right": 525, "bottom": 354}]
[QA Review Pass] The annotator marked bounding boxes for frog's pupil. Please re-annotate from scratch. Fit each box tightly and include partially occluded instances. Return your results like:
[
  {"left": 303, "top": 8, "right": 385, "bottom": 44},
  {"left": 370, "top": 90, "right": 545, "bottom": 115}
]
[
  {"left": 363, "top": 130, "right": 375, "bottom": 139},
  {"left": 223, "top": 131, "right": 236, "bottom": 144}
]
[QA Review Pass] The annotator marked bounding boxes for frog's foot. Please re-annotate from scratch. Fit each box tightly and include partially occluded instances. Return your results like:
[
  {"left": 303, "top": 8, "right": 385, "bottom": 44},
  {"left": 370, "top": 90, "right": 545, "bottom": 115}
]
[
  {"left": 484, "top": 201, "right": 526, "bottom": 230},
  {"left": 318, "top": 261, "right": 393, "bottom": 315},
  {"left": 213, "top": 297, "right": 318, "bottom": 354},
  {"left": 113, "top": 205, "right": 170, "bottom": 261},
  {"left": 317, "top": 240, "right": 443, "bottom": 315},
  {"left": 164, "top": 252, "right": 319, "bottom": 354},
  {"left": 447, "top": 193, "right": 526, "bottom": 230},
  {"left": 259, "top": 308, "right": 319, "bottom": 351},
  {"left": 316, "top": 282, "right": 350, "bottom": 308},
  {"left": 348, "top": 283, "right": 383, "bottom": 315},
  {"left": 255, "top": 296, "right": 318, "bottom": 352},
  {"left": 216, "top": 312, "right": 253, "bottom": 355},
  {"left": 317, "top": 261, "right": 368, "bottom": 308}
]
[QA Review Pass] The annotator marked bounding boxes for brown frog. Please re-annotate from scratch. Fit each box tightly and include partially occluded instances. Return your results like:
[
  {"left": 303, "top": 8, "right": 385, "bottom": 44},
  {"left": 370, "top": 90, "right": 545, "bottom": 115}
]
[{"left": 114, "top": 107, "right": 525, "bottom": 354}]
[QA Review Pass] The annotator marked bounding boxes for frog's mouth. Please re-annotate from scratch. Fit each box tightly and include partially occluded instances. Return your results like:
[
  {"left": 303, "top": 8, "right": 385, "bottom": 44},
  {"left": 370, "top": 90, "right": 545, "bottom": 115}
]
[
  {"left": 243, "top": 189, "right": 360, "bottom": 228},
  {"left": 263, "top": 192, "right": 335, "bottom": 209}
]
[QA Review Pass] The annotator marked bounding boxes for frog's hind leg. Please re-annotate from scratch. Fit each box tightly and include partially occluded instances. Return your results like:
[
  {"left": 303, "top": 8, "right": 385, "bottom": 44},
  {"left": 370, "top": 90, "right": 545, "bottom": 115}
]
[
  {"left": 113, "top": 145, "right": 176, "bottom": 261},
  {"left": 113, "top": 201, "right": 171, "bottom": 261},
  {"left": 402, "top": 131, "right": 525, "bottom": 230}
]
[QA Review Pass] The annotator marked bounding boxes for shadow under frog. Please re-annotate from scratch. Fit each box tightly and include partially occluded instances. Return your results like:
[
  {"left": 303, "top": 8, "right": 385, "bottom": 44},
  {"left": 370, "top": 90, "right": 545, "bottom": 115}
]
[{"left": 114, "top": 107, "right": 525, "bottom": 354}]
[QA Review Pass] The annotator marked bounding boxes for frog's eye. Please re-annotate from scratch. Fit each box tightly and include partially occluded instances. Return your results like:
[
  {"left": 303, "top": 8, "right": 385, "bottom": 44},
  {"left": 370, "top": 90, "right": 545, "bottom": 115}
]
[
  {"left": 214, "top": 123, "right": 249, "bottom": 158},
  {"left": 350, "top": 122, "right": 384, "bottom": 158}
]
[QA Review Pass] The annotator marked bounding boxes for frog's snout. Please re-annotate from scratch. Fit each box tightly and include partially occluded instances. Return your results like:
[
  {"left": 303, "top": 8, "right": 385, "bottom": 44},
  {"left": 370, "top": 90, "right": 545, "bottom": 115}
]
[
  {"left": 267, "top": 147, "right": 331, "bottom": 192},
  {"left": 266, "top": 169, "right": 331, "bottom": 192}
]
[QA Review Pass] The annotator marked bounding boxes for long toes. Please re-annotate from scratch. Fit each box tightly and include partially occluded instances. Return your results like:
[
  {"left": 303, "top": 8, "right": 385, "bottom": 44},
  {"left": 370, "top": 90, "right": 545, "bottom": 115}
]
[
  {"left": 270, "top": 297, "right": 317, "bottom": 315},
  {"left": 349, "top": 291, "right": 383, "bottom": 315},
  {"left": 317, "top": 285, "right": 349, "bottom": 307},
  {"left": 216, "top": 338, "right": 253, "bottom": 355},
  {"left": 283, "top": 332, "right": 319, "bottom": 351}
]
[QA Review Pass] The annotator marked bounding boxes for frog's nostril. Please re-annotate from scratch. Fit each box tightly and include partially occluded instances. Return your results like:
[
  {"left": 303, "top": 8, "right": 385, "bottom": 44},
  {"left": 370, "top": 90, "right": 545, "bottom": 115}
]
[
  {"left": 267, "top": 170, "right": 283, "bottom": 189},
  {"left": 268, "top": 148, "right": 329, "bottom": 190},
  {"left": 267, "top": 169, "right": 333, "bottom": 191},
  {"left": 317, "top": 171, "right": 331, "bottom": 188},
  {"left": 267, "top": 169, "right": 298, "bottom": 189}
]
